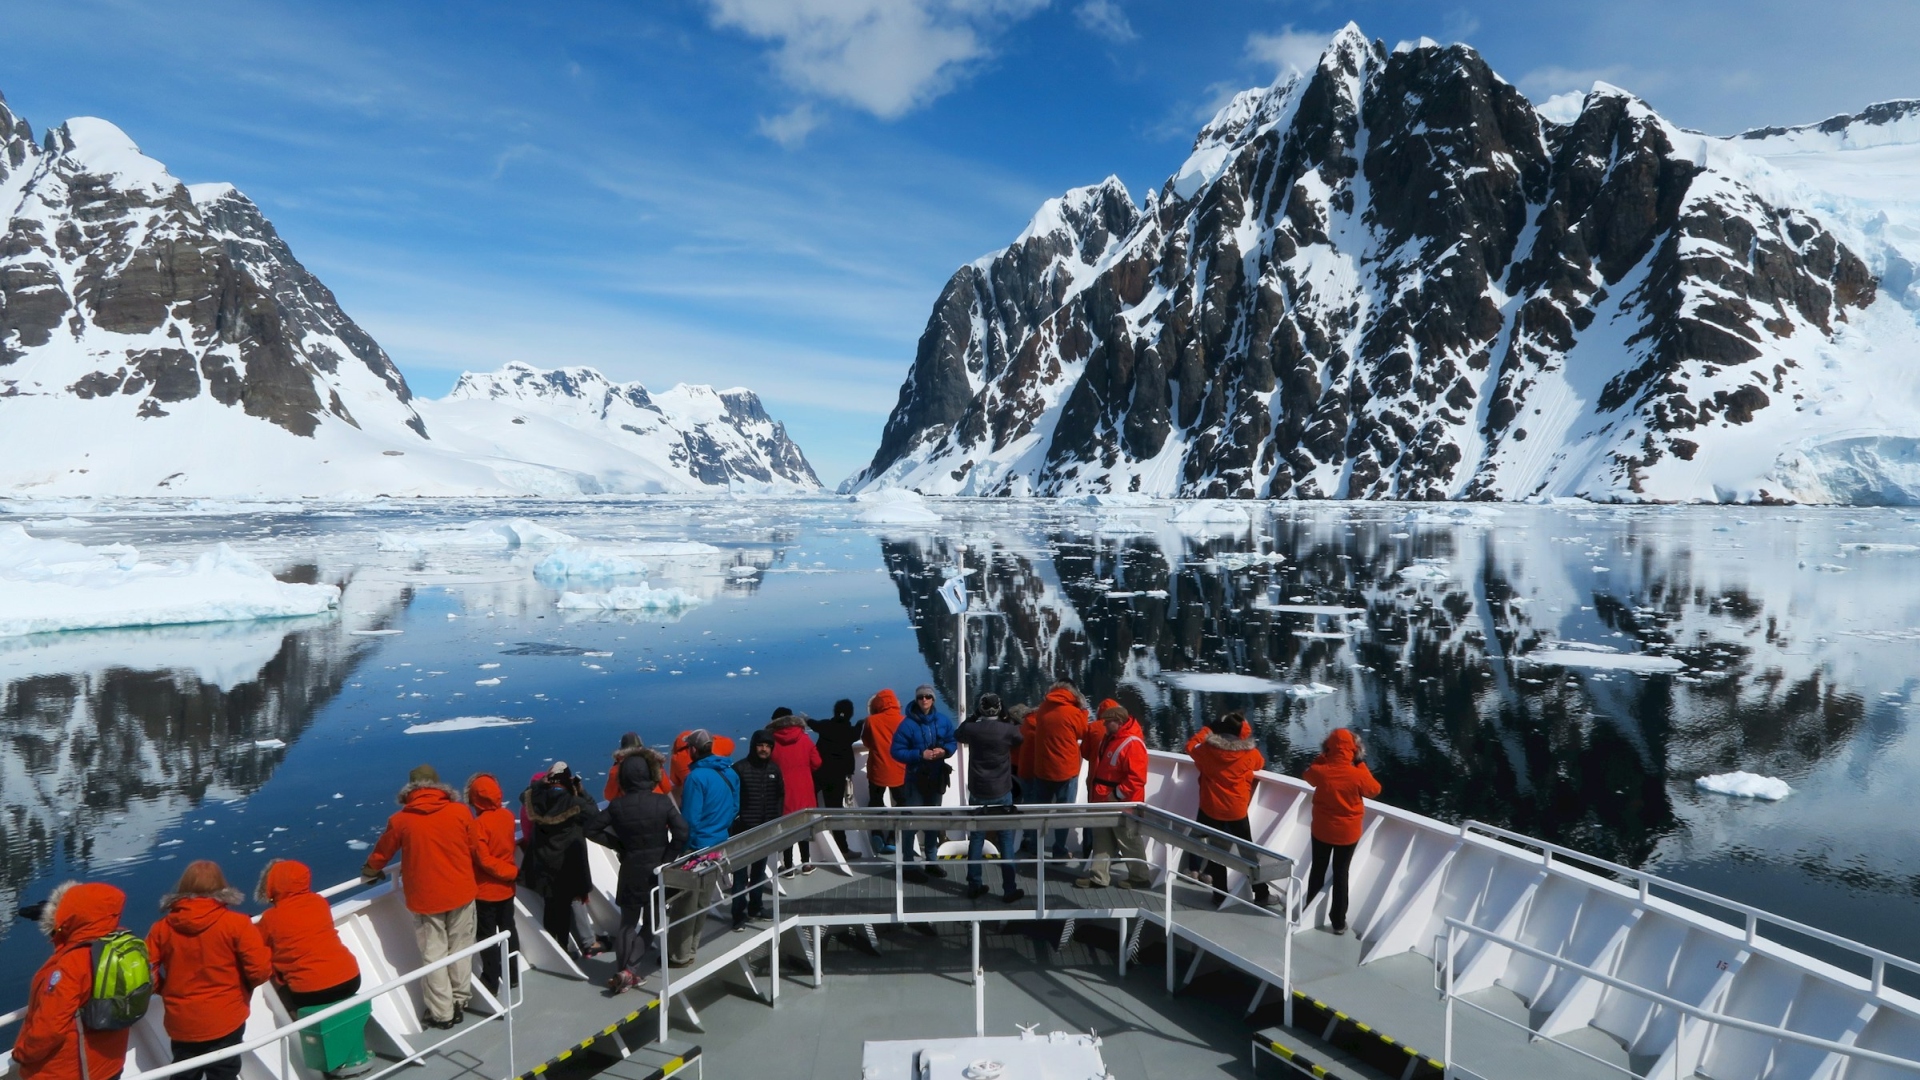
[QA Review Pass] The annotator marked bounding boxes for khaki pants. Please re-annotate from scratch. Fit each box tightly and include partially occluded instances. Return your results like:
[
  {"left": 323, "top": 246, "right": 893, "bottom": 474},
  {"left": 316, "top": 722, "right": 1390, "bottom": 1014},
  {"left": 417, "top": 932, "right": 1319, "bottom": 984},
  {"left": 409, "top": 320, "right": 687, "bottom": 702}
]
[
  {"left": 414, "top": 903, "right": 475, "bottom": 1022},
  {"left": 1084, "top": 817, "right": 1149, "bottom": 887}
]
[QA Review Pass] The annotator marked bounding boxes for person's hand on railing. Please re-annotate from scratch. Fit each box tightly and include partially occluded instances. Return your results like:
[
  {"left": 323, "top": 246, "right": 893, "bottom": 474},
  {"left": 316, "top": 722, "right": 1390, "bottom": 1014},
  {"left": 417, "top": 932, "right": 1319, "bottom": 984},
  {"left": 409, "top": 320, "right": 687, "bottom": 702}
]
[{"left": 360, "top": 868, "right": 389, "bottom": 885}]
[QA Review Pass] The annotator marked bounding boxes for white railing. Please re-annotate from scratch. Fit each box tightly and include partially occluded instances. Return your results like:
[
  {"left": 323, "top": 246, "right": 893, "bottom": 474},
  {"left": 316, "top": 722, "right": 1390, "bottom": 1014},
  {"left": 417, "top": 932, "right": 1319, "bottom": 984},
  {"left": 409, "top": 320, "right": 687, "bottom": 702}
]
[
  {"left": 1438, "top": 917, "right": 1920, "bottom": 1079},
  {"left": 1462, "top": 819, "right": 1920, "bottom": 997}
]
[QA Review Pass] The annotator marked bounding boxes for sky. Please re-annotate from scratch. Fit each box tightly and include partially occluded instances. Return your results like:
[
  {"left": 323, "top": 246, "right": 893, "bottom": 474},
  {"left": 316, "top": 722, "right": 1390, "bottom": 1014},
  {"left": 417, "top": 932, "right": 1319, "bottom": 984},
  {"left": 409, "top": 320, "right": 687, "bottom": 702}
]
[{"left": 4, "top": 1, "right": 1918, "bottom": 485}]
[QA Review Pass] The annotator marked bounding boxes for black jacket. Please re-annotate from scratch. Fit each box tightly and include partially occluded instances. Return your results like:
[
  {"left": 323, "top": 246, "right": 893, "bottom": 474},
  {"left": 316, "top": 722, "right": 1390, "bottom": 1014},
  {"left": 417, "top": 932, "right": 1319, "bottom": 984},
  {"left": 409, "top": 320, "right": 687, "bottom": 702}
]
[
  {"left": 520, "top": 780, "right": 595, "bottom": 900},
  {"left": 956, "top": 711, "right": 1024, "bottom": 801},
  {"left": 731, "top": 756, "right": 785, "bottom": 834},
  {"left": 806, "top": 717, "right": 860, "bottom": 782},
  {"left": 588, "top": 758, "right": 688, "bottom": 906}
]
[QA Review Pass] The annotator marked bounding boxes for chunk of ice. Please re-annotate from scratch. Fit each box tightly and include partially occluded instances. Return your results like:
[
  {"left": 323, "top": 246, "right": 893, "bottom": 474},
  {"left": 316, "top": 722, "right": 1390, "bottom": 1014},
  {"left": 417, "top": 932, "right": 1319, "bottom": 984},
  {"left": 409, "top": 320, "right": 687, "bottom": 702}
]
[
  {"left": 404, "top": 715, "right": 533, "bottom": 734},
  {"left": 1695, "top": 771, "right": 1792, "bottom": 801}
]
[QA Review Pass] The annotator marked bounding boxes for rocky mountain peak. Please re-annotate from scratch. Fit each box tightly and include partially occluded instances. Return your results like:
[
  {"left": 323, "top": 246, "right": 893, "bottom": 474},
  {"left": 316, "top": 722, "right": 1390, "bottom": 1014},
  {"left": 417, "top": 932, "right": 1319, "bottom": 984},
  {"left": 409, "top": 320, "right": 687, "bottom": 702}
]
[{"left": 855, "top": 28, "right": 1910, "bottom": 503}]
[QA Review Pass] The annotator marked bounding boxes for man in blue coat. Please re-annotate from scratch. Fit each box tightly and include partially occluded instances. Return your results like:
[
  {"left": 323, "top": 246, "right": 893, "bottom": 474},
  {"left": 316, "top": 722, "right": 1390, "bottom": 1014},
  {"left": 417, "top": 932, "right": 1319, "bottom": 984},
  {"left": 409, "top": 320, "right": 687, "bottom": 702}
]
[
  {"left": 891, "top": 684, "right": 958, "bottom": 880},
  {"left": 668, "top": 730, "right": 738, "bottom": 966}
]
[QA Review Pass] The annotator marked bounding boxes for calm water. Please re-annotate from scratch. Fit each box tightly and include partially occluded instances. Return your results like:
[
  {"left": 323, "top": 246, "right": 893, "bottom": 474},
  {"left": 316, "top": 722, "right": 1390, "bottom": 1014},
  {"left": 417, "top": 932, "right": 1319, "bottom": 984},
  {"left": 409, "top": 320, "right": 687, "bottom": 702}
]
[{"left": 4, "top": 497, "right": 1919, "bottom": 1002}]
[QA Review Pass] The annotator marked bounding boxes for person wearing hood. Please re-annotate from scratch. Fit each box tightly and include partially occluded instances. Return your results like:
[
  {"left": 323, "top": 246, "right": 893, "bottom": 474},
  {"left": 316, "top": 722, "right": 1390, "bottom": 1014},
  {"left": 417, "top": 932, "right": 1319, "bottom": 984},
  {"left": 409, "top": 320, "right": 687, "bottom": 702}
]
[
  {"left": 145, "top": 861, "right": 271, "bottom": 1080},
  {"left": 1029, "top": 681, "right": 1091, "bottom": 859},
  {"left": 890, "top": 684, "right": 958, "bottom": 880},
  {"left": 588, "top": 749, "right": 686, "bottom": 993},
  {"left": 362, "top": 764, "right": 479, "bottom": 1029},
  {"left": 13, "top": 882, "right": 132, "bottom": 1080},
  {"left": 254, "top": 861, "right": 369, "bottom": 1078},
  {"left": 465, "top": 774, "right": 521, "bottom": 995},
  {"left": 860, "top": 689, "right": 907, "bottom": 855},
  {"left": 519, "top": 763, "right": 598, "bottom": 960},
  {"left": 729, "top": 730, "right": 784, "bottom": 929},
  {"left": 768, "top": 712, "right": 822, "bottom": 875},
  {"left": 601, "top": 732, "right": 648, "bottom": 802},
  {"left": 955, "top": 693, "right": 1026, "bottom": 903},
  {"left": 807, "top": 699, "right": 860, "bottom": 857},
  {"left": 1075, "top": 705, "right": 1151, "bottom": 890},
  {"left": 1186, "top": 712, "right": 1270, "bottom": 907},
  {"left": 1301, "top": 729, "right": 1380, "bottom": 935},
  {"left": 669, "top": 730, "right": 738, "bottom": 967}
]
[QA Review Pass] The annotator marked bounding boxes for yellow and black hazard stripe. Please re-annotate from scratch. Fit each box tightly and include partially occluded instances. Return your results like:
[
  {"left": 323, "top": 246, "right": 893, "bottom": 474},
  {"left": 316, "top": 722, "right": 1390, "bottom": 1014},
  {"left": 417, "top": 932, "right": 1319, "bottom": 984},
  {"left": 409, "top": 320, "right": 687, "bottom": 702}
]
[
  {"left": 1259, "top": 1038, "right": 1340, "bottom": 1078},
  {"left": 512, "top": 999, "right": 691, "bottom": 1080},
  {"left": 1286, "top": 991, "right": 1444, "bottom": 1080}
]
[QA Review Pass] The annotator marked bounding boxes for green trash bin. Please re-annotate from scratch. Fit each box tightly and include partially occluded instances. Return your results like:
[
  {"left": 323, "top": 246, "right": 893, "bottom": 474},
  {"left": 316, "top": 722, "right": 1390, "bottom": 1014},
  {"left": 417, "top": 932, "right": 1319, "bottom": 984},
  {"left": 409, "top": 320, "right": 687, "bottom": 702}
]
[{"left": 296, "top": 999, "right": 372, "bottom": 1075}]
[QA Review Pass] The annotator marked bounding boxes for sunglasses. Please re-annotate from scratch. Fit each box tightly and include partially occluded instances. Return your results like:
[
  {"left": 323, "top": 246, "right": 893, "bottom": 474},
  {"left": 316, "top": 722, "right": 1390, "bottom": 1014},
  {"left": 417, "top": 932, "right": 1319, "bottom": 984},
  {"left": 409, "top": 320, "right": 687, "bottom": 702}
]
[{"left": 916, "top": 694, "right": 934, "bottom": 700}]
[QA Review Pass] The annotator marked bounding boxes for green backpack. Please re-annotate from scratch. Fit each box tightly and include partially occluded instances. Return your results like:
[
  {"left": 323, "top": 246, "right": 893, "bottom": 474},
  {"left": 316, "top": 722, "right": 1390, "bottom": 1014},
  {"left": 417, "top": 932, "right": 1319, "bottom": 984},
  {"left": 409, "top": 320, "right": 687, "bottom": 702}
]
[{"left": 79, "top": 932, "right": 153, "bottom": 1031}]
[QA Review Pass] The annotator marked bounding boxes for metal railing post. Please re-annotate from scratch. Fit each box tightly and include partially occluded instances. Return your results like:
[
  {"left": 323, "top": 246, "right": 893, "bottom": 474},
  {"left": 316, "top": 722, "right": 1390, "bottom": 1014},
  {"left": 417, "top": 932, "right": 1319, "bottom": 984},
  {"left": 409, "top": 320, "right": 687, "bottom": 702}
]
[
  {"left": 894, "top": 826, "right": 905, "bottom": 921},
  {"left": 1165, "top": 858, "right": 1176, "bottom": 995},
  {"left": 658, "top": 884, "right": 672, "bottom": 1044},
  {"left": 503, "top": 932, "right": 516, "bottom": 1079},
  {"left": 1444, "top": 924, "right": 1456, "bottom": 1080},
  {"left": 770, "top": 863, "right": 781, "bottom": 1004},
  {"left": 1283, "top": 875, "right": 1295, "bottom": 1029},
  {"left": 1036, "top": 843, "right": 1047, "bottom": 920},
  {"left": 972, "top": 921, "right": 984, "bottom": 1037}
]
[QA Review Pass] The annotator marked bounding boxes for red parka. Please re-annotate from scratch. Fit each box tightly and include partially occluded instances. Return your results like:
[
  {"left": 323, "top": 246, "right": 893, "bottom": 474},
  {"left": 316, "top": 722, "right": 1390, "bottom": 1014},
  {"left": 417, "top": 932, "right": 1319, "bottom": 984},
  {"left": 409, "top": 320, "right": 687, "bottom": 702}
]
[
  {"left": 363, "top": 780, "right": 480, "bottom": 915},
  {"left": 862, "top": 690, "right": 906, "bottom": 789},
  {"left": 255, "top": 861, "right": 360, "bottom": 995},
  {"left": 1302, "top": 729, "right": 1381, "bottom": 846},
  {"left": 1086, "top": 716, "right": 1149, "bottom": 803},
  {"left": 147, "top": 892, "right": 272, "bottom": 1042},
  {"left": 12, "top": 883, "right": 130, "bottom": 1080},
  {"left": 466, "top": 774, "right": 520, "bottom": 903},
  {"left": 769, "top": 719, "right": 822, "bottom": 815},
  {"left": 1186, "top": 719, "right": 1265, "bottom": 821},
  {"left": 1030, "top": 686, "right": 1091, "bottom": 783}
]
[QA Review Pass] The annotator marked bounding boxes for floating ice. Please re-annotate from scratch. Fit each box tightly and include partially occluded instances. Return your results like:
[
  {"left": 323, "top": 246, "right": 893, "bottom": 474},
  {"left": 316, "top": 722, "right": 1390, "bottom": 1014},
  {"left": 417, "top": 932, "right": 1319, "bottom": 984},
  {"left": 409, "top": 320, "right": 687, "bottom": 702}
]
[
  {"left": 853, "top": 489, "right": 942, "bottom": 524},
  {"left": 376, "top": 518, "right": 577, "bottom": 552},
  {"left": 556, "top": 584, "right": 703, "bottom": 612},
  {"left": 1518, "top": 646, "right": 1686, "bottom": 673},
  {"left": 533, "top": 546, "right": 650, "bottom": 581},
  {"left": 1161, "top": 672, "right": 1287, "bottom": 694},
  {"left": 629, "top": 541, "right": 723, "bottom": 556},
  {"left": 403, "top": 716, "right": 533, "bottom": 734},
  {"left": 1696, "top": 771, "right": 1792, "bottom": 801},
  {"left": 253, "top": 739, "right": 287, "bottom": 750},
  {"left": 0, "top": 526, "right": 339, "bottom": 638},
  {"left": 1396, "top": 563, "right": 1452, "bottom": 585},
  {"left": 475, "top": 677, "right": 502, "bottom": 686},
  {"left": 27, "top": 517, "right": 93, "bottom": 529},
  {"left": 345, "top": 839, "right": 370, "bottom": 850},
  {"left": 349, "top": 628, "right": 403, "bottom": 636}
]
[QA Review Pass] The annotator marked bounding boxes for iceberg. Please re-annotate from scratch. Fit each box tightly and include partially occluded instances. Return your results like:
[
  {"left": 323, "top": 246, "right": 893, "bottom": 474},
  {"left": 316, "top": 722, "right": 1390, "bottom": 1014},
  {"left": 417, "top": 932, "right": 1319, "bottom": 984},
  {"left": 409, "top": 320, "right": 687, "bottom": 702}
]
[
  {"left": 556, "top": 584, "right": 703, "bottom": 612},
  {"left": 1695, "top": 771, "right": 1792, "bottom": 801},
  {"left": 376, "top": 518, "right": 578, "bottom": 552},
  {"left": 853, "top": 489, "right": 942, "bottom": 525},
  {"left": 0, "top": 526, "right": 339, "bottom": 638},
  {"left": 403, "top": 716, "right": 533, "bottom": 734},
  {"left": 533, "top": 546, "right": 650, "bottom": 582}
]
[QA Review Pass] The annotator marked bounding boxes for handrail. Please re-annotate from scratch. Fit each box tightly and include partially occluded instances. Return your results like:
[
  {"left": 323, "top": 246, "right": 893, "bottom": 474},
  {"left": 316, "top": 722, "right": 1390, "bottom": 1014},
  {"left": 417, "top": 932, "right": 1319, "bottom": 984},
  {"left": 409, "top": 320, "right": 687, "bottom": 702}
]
[
  {"left": 1440, "top": 917, "right": 1920, "bottom": 1075},
  {"left": 121, "top": 930, "right": 512, "bottom": 1080},
  {"left": 0, "top": 1006, "right": 21, "bottom": 1029},
  {"left": 1462, "top": 818, "right": 1920, "bottom": 993}
]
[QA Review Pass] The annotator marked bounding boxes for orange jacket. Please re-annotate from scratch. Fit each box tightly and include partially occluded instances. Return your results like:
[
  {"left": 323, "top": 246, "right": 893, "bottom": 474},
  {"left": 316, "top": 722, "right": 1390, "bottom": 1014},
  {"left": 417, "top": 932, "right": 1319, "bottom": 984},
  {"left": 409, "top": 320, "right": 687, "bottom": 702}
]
[
  {"left": 1087, "top": 716, "right": 1149, "bottom": 802},
  {"left": 1082, "top": 699, "right": 1120, "bottom": 764},
  {"left": 1030, "top": 687, "right": 1091, "bottom": 783},
  {"left": 668, "top": 733, "right": 732, "bottom": 796},
  {"left": 466, "top": 774, "right": 520, "bottom": 902},
  {"left": 255, "top": 861, "right": 360, "bottom": 994},
  {"left": 364, "top": 780, "right": 479, "bottom": 915},
  {"left": 147, "top": 894, "right": 272, "bottom": 1042},
  {"left": 862, "top": 690, "right": 906, "bottom": 788},
  {"left": 13, "top": 883, "right": 130, "bottom": 1080},
  {"left": 1014, "top": 710, "right": 1039, "bottom": 781},
  {"left": 1186, "top": 720, "right": 1265, "bottom": 821},
  {"left": 1302, "top": 729, "right": 1380, "bottom": 846}
]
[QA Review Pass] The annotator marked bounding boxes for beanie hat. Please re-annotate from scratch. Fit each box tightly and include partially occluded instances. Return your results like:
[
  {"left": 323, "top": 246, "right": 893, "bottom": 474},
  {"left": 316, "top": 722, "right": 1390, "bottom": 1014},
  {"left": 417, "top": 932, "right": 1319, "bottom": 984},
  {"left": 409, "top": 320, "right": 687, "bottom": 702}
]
[
  {"left": 1099, "top": 704, "right": 1130, "bottom": 723},
  {"left": 833, "top": 698, "right": 855, "bottom": 721},
  {"left": 915, "top": 684, "right": 937, "bottom": 701},
  {"left": 409, "top": 764, "right": 440, "bottom": 785},
  {"left": 750, "top": 729, "right": 775, "bottom": 750},
  {"left": 619, "top": 731, "right": 643, "bottom": 750}
]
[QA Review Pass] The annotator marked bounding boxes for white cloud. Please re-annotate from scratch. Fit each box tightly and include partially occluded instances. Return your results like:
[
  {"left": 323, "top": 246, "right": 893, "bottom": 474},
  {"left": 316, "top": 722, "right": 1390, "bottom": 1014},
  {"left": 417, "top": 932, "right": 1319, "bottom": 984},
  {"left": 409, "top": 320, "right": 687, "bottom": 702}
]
[
  {"left": 1517, "top": 64, "right": 1633, "bottom": 100},
  {"left": 758, "top": 102, "right": 823, "bottom": 148},
  {"left": 706, "top": 0, "right": 1047, "bottom": 119},
  {"left": 1245, "top": 26, "right": 1332, "bottom": 81},
  {"left": 1074, "top": 0, "right": 1136, "bottom": 44}
]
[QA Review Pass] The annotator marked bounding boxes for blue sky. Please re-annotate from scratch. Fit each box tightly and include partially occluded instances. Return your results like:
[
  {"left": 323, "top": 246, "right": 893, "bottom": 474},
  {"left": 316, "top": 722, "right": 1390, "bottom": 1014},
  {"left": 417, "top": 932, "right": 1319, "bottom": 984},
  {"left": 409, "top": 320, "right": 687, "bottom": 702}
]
[{"left": 5, "top": 1, "right": 1917, "bottom": 484}]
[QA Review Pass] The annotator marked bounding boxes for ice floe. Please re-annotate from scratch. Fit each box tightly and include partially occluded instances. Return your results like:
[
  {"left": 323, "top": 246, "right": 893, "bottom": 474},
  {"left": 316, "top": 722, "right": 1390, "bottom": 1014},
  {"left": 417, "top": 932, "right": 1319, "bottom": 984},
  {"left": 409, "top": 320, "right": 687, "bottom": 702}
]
[
  {"left": 403, "top": 716, "right": 534, "bottom": 734},
  {"left": 1518, "top": 645, "right": 1686, "bottom": 673},
  {"left": 376, "top": 518, "right": 577, "bottom": 552},
  {"left": 1160, "top": 671, "right": 1337, "bottom": 697},
  {"left": 532, "top": 546, "right": 650, "bottom": 581},
  {"left": 0, "top": 526, "right": 339, "bottom": 638},
  {"left": 1695, "top": 771, "right": 1792, "bottom": 801},
  {"left": 853, "top": 489, "right": 942, "bottom": 524},
  {"left": 556, "top": 584, "right": 703, "bottom": 611}
]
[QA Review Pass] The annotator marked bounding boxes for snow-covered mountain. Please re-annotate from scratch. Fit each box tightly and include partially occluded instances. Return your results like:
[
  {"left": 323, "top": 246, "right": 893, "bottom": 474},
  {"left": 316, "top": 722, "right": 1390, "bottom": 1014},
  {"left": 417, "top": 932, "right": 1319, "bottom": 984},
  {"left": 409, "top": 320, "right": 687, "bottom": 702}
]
[
  {"left": 852, "top": 26, "right": 1920, "bottom": 504},
  {"left": 0, "top": 92, "right": 819, "bottom": 497}
]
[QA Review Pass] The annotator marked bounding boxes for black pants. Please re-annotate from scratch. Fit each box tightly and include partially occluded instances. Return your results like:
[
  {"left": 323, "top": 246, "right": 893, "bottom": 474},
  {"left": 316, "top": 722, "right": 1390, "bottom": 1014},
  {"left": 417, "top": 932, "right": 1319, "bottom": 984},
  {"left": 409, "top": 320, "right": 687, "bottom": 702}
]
[
  {"left": 1304, "top": 838, "right": 1358, "bottom": 930},
  {"left": 617, "top": 901, "right": 650, "bottom": 973},
  {"left": 818, "top": 773, "right": 852, "bottom": 854},
  {"left": 867, "top": 781, "right": 904, "bottom": 851},
  {"left": 171, "top": 1024, "right": 245, "bottom": 1080},
  {"left": 540, "top": 891, "right": 584, "bottom": 953},
  {"left": 731, "top": 858, "right": 768, "bottom": 923},
  {"left": 474, "top": 896, "right": 520, "bottom": 992},
  {"left": 279, "top": 973, "right": 360, "bottom": 1012},
  {"left": 782, "top": 840, "right": 812, "bottom": 869},
  {"left": 1196, "top": 812, "right": 1270, "bottom": 904}
]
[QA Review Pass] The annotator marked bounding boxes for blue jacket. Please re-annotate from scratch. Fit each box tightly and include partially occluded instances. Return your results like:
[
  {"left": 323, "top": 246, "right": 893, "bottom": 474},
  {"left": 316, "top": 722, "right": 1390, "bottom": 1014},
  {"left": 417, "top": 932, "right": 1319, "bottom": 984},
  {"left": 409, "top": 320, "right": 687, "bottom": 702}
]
[
  {"left": 891, "top": 704, "right": 958, "bottom": 781},
  {"left": 680, "top": 754, "right": 740, "bottom": 850}
]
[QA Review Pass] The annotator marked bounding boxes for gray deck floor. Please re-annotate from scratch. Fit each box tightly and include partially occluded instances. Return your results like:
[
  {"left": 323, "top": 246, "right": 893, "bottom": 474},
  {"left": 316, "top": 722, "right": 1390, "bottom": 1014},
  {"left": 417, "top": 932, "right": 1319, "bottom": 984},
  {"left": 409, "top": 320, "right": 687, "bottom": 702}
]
[{"left": 378, "top": 858, "right": 1636, "bottom": 1080}]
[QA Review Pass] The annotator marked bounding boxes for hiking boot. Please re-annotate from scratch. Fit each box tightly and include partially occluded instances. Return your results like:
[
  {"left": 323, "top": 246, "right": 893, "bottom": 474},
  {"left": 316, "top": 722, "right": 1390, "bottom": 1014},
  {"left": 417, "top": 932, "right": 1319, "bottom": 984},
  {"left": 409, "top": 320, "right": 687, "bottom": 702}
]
[
  {"left": 1000, "top": 888, "right": 1027, "bottom": 905},
  {"left": 965, "top": 883, "right": 990, "bottom": 901},
  {"left": 924, "top": 864, "right": 948, "bottom": 879}
]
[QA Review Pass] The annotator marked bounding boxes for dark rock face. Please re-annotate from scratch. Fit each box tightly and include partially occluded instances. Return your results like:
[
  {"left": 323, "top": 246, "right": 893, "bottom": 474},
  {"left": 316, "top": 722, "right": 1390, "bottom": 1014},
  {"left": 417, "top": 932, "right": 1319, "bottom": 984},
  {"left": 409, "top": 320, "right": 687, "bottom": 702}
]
[
  {"left": 0, "top": 106, "right": 425, "bottom": 440},
  {"left": 854, "top": 27, "right": 1881, "bottom": 503}
]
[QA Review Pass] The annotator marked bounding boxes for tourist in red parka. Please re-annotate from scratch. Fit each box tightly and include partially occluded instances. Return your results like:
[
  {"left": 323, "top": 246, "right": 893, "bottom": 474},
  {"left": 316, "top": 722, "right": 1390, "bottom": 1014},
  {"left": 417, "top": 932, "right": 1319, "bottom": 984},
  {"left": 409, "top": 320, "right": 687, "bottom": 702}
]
[
  {"left": 769, "top": 712, "right": 823, "bottom": 874},
  {"left": 361, "top": 764, "right": 478, "bottom": 1029},
  {"left": 12, "top": 882, "right": 131, "bottom": 1080},
  {"left": 465, "top": 773, "right": 521, "bottom": 995},
  {"left": 1074, "top": 705, "right": 1151, "bottom": 890},
  {"left": 1186, "top": 711, "right": 1270, "bottom": 906},
  {"left": 861, "top": 689, "right": 907, "bottom": 855},
  {"left": 1301, "top": 728, "right": 1381, "bottom": 934},
  {"left": 254, "top": 861, "right": 370, "bottom": 1078},
  {"left": 1028, "top": 682, "right": 1091, "bottom": 858},
  {"left": 146, "top": 861, "right": 272, "bottom": 1080}
]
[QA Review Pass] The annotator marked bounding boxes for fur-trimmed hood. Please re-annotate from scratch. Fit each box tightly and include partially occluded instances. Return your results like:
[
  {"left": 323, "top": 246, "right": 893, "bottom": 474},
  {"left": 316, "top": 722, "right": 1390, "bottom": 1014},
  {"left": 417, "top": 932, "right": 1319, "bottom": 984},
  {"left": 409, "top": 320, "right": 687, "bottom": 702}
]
[
  {"left": 524, "top": 781, "right": 588, "bottom": 825},
  {"left": 39, "top": 880, "right": 124, "bottom": 948},
  {"left": 255, "top": 859, "right": 313, "bottom": 905},
  {"left": 160, "top": 886, "right": 246, "bottom": 912},
  {"left": 1201, "top": 731, "right": 1256, "bottom": 752},
  {"left": 396, "top": 779, "right": 464, "bottom": 806}
]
